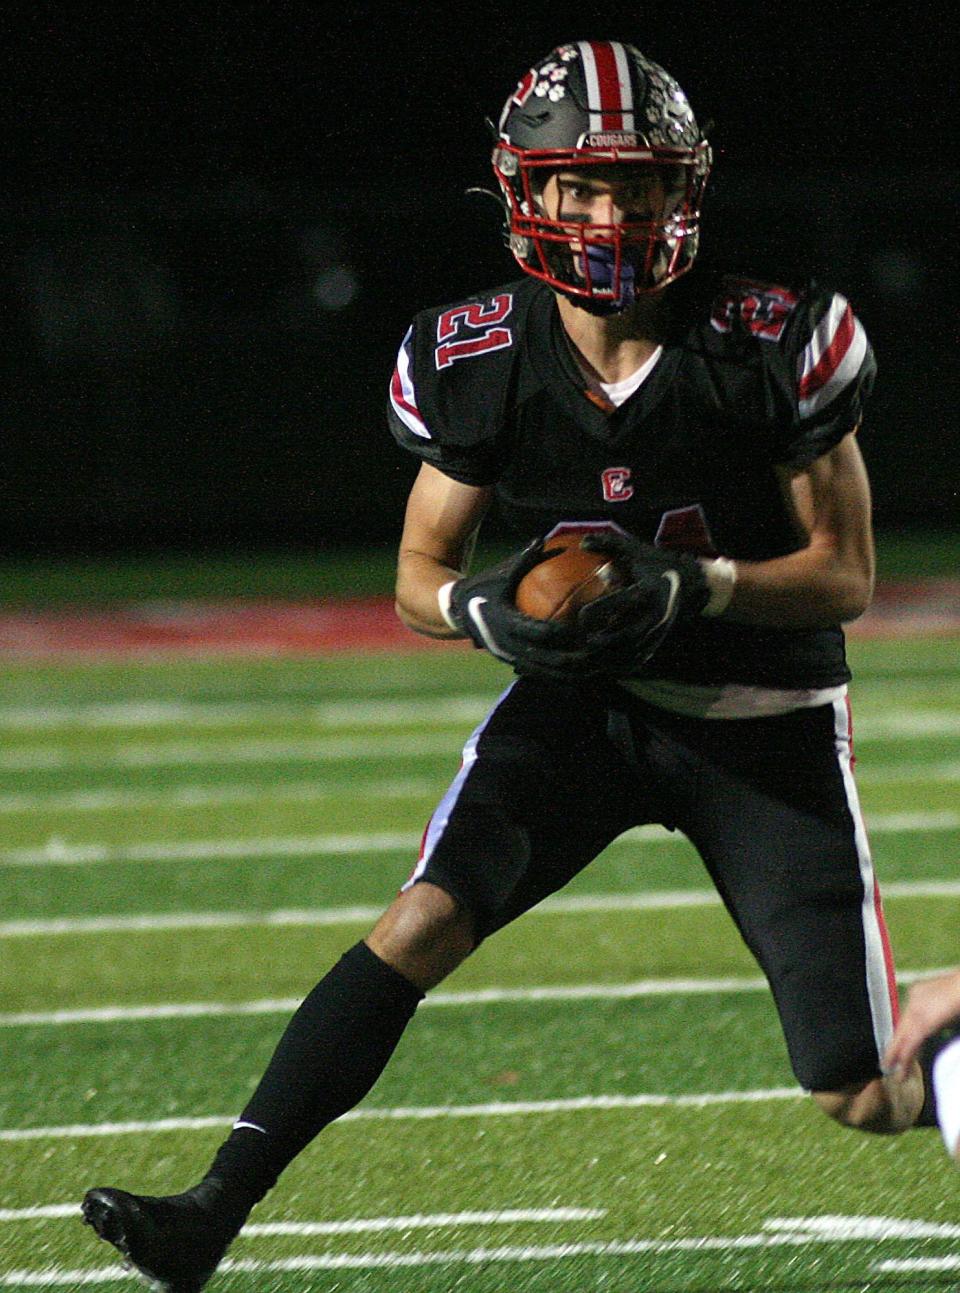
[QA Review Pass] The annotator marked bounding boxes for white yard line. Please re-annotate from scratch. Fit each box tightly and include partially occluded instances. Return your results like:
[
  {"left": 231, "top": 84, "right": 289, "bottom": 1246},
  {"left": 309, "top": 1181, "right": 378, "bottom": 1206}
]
[
  {"left": 0, "top": 1206, "right": 78, "bottom": 1222},
  {"left": 0, "top": 830, "right": 427, "bottom": 866},
  {"left": 0, "top": 1088, "right": 805, "bottom": 1142},
  {"left": 0, "top": 777, "right": 439, "bottom": 815},
  {"left": 0, "top": 693, "right": 954, "bottom": 735},
  {"left": 3, "top": 877, "right": 960, "bottom": 940},
  {"left": 242, "top": 1206, "right": 608, "bottom": 1236},
  {"left": 852, "top": 712, "right": 960, "bottom": 739},
  {"left": 870, "top": 810, "right": 960, "bottom": 831},
  {"left": 0, "top": 1203, "right": 603, "bottom": 1229},
  {"left": 0, "top": 965, "right": 951, "bottom": 1030},
  {"left": 0, "top": 1213, "right": 949, "bottom": 1286},
  {"left": 0, "top": 732, "right": 456, "bottom": 772},
  {"left": 0, "top": 1269, "right": 124, "bottom": 1287},
  {"left": 0, "top": 825, "right": 671, "bottom": 867},
  {"left": 0, "top": 978, "right": 770, "bottom": 1028},
  {"left": 0, "top": 710, "right": 957, "bottom": 773},
  {"left": 766, "top": 1214, "right": 960, "bottom": 1241},
  {"left": 2, "top": 760, "right": 959, "bottom": 816},
  {"left": 4, "top": 1205, "right": 950, "bottom": 1239},
  {"left": 3, "top": 811, "right": 958, "bottom": 868},
  {"left": 0, "top": 904, "right": 388, "bottom": 938},
  {"left": 0, "top": 696, "right": 494, "bottom": 732},
  {"left": 857, "top": 760, "right": 960, "bottom": 785},
  {"left": 878, "top": 1256, "right": 960, "bottom": 1272},
  {"left": 0, "top": 997, "right": 304, "bottom": 1027}
]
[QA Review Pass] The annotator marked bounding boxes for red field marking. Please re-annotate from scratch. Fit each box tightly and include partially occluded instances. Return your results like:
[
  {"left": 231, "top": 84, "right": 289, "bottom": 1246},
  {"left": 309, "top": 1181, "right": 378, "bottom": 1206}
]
[
  {"left": 0, "top": 597, "right": 462, "bottom": 660},
  {"left": 850, "top": 579, "right": 960, "bottom": 639},
  {"left": 0, "top": 583, "right": 956, "bottom": 659}
]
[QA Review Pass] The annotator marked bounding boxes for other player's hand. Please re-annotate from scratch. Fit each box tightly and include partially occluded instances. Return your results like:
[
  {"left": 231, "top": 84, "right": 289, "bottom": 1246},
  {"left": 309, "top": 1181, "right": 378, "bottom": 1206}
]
[
  {"left": 882, "top": 970, "right": 960, "bottom": 1079},
  {"left": 576, "top": 533, "right": 710, "bottom": 676},
  {"left": 445, "top": 541, "right": 593, "bottom": 678}
]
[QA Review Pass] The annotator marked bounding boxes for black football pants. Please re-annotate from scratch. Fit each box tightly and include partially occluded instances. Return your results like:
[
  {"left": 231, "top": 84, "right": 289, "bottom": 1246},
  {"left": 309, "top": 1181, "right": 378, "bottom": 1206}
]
[{"left": 405, "top": 676, "right": 898, "bottom": 1092}]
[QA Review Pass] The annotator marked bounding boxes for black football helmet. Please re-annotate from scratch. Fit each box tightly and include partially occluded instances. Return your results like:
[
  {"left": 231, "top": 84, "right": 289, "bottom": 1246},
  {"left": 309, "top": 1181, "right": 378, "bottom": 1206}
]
[{"left": 493, "top": 41, "right": 712, "bottom": 310}]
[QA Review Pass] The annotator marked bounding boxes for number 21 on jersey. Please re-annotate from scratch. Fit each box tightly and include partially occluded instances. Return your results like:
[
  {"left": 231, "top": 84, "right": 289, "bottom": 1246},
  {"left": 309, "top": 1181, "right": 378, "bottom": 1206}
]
[{"left": 435, "top": 294, "right": 514, "bottom": 369}]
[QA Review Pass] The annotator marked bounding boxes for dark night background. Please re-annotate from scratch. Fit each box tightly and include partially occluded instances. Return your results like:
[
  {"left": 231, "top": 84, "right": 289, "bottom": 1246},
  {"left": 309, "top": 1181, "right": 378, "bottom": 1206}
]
[{"left": 1, "top": 2, "right": 957, "bottom": 559}]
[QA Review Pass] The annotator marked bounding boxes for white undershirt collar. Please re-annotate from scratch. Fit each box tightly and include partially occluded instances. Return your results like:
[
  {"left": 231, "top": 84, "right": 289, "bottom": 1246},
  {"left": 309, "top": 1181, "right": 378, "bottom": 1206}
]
[{"left": 597, "top": 345, "right": 664, "bottom": 407}]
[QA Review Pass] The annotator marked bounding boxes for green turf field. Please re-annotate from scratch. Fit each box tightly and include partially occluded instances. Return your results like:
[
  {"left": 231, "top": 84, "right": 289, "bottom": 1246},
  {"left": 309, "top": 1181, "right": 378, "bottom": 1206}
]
[
  {"left": 1, "top": 525, "right": 957, "bottom": 607},
  {"left": 2, "top": 630, "right": 960, "bottom": 1290}
]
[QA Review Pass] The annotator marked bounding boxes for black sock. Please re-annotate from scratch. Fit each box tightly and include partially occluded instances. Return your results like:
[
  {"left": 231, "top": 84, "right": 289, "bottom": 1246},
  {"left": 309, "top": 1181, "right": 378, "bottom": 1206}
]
[{"left": 205, "top": 941, "right": 424, "bottom": 1205}]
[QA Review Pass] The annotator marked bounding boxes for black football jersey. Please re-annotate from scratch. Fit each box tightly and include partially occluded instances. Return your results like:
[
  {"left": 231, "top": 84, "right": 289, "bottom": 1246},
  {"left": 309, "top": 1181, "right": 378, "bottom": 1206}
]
[{"left": 387, "top": 272, "right": 876, "bottom": 689}]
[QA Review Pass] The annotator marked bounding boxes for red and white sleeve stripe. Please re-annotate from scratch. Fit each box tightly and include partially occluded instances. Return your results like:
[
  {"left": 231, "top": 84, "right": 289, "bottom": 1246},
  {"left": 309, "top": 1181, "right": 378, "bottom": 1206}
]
[
  {"left": 389, "top": 326, "right": 431, "bottom": 440},
  {"left": 796, "top": 293, "right": 869, "bottom": 420}
]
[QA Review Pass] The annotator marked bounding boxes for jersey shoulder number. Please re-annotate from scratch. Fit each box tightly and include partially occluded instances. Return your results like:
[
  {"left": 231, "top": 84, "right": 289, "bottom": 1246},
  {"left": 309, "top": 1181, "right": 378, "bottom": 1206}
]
[
  {"left": 434, "top": 292, "right": 515, "bottom": 370},
  {"left": 709, "top": 276, "right": 800, "bottom": 342},
  {"left": 387, "top": 282, "right": 529, "bottom": 482}
]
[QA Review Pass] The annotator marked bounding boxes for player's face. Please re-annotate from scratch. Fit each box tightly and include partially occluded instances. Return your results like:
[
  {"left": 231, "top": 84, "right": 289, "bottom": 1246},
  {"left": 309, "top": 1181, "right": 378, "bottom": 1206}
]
[
  {"left": 538, "top": 164, "right": 689, "bottom": 296},
  {"left": 542, "top": 165, "right": 684, "bottom": 230}
]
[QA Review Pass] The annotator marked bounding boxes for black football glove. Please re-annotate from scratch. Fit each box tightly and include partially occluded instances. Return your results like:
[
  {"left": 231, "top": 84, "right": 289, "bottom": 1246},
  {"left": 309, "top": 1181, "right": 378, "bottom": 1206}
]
[
  {"left": 445, "top": 540, "right": 593, "bottom": 679},
  {"left": 576, "top": 532, "right": 710, "bottom": 677}
]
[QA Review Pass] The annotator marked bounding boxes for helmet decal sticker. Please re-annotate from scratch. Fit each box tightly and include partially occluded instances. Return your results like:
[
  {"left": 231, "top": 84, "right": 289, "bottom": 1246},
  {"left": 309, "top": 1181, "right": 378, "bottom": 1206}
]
[
  {"left": 532, "top": 60, "right": 570, "bottom": 103},
  {"left": 578, "top": 40, "right": 634, "bottom": 133}
]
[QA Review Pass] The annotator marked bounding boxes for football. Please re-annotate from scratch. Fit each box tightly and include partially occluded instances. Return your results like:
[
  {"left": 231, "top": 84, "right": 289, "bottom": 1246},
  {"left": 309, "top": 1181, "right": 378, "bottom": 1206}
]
[{"left": 515, "top": 533, "right": 625, "bottom": 623}]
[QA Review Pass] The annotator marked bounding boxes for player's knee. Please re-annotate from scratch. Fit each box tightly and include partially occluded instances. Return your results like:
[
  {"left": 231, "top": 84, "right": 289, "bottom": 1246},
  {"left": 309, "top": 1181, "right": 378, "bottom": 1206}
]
[
  {"left": 811, "top": 1069, "right": 922, "bottom": 1134},
  {"left": 366, "top": 883, "right": 476, "bottom": 991},
  {"left": 419, "top": 803, "right": 531, "bottom": 918}
]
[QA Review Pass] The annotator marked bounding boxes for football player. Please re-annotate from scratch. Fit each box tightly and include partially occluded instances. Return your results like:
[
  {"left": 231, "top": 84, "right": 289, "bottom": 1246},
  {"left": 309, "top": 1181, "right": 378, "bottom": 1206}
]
[{"left": 82, "top": 41, "right": 925, "bottom": 1291}]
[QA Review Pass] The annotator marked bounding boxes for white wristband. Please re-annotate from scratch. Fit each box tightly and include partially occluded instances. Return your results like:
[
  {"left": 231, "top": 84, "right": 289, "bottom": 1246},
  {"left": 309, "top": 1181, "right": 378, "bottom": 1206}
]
[
  {"left": 437, "top": 580, "right": 458, "bottom": 631},
  {"left": 700, "top": 557, "right": 738, "bottom": 617}
]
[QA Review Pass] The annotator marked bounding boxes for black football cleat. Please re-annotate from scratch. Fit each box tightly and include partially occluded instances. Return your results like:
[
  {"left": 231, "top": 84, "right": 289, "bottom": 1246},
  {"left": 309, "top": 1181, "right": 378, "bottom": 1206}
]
[{"left": 81, "top": 1177, "right": 245, "bottom": 1292}]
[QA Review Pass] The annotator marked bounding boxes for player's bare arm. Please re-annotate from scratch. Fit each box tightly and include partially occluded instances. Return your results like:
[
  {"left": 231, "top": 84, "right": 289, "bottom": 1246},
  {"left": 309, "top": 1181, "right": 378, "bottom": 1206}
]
[
  {"left": 395, "top": 463, "right": 492, "bottom": 637},
  {"left": 720, "top": 430, "right": 875, "bottom": 628}
]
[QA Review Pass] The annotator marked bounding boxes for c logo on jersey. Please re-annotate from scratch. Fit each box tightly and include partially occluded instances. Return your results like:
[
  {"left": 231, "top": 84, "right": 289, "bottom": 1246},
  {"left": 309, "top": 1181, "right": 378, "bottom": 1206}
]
[
  {"left": 435, "top": 294, "right": 514, "bottom": 370},
  {"left": 601, "top": 467, "right": 634, "bottom": 502}
]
